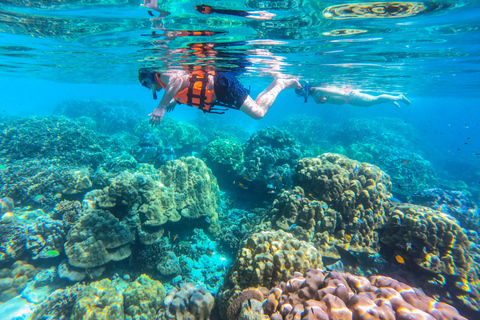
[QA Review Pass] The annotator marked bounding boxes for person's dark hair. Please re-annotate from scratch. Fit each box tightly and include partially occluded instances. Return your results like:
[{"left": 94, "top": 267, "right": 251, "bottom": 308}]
[{"left": 138, "top": 68, "right": 160, "bottom": 89}]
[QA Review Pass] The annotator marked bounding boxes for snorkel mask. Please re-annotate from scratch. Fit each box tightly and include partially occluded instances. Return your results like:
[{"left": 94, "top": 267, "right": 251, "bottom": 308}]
[
  {"left": 140, "top": 71, "right": 159, "bottom": 100},
  {"left": 295, "top": 82, "right": 310, "bottom": 103}
]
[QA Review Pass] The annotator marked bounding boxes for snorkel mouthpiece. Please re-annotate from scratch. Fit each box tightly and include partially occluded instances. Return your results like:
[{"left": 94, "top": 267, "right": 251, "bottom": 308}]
[{"left": 303, "top": 83, "right": 309, "bottom": 103}]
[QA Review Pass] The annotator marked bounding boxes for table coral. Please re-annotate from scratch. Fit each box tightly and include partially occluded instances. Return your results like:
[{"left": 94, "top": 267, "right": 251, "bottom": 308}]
[
  {"left": 64, "top": 209, "right": 134, "bottom": 268},
  {"left": 378, "top": 203, "right": 480, "bottom": 315},
  {"left": 259, "top": 269, "right": 467, "bottom": 320},
  {"left": 293, "top": 153, "right": 392, "bottom": 254},
  {"left": 219, "top": 230, "right": 323, "bottom": 319}
]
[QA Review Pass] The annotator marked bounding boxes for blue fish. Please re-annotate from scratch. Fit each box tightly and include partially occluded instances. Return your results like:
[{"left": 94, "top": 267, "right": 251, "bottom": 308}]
[
  {"left": 295, "top": 195, "right": 302, "bottom": 201},
  {"left": 289, "top": 224, "right": 297, "bottom": 230},
  {"left": 389, "top": 197, "right": 403, "bottom": 204}
]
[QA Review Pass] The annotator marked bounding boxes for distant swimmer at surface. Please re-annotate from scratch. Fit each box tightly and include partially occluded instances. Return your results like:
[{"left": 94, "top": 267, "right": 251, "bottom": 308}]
[
  {"left": 139, "top": 69, "right": 301, "bottom": 125},
  {"left": 296, "top": 84, "right": 411, "bottom": 108}
]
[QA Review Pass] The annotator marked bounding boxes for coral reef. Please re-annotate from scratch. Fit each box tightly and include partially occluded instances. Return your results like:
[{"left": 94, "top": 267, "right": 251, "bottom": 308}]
[
  {"left": 84, "top": 157, "right": 221, "bottom": 245},
  {"left": 202, "top": 138, "right": 244, "bottom": 187},
  {"left": 134, "top": 117, "right": 203, "bottom": 155},
  {"left": 54, "top": 99, "right": 145, "bottom": 134},
  {"left": 0, "top": 261, "right": 38, "bottom": 303},
  {"left": 132, "top": 133, "right": 175, "bottom": 167},
  {"left": 219, "top": 230, "right": 323, "bottom": 319},
  {"left": 71, "top": 278, "right": 124, "bottom": 319},
  {"left": 64, "top": 209, "right": 134, "bottom": 268},
  {"left": 0, "top": 224, "right": 26, "bottom": 264},
  {"left": 33, "top": 274, "right": 165, "bottom": 320},
  {"left": 157, "top": 251, "right": 182, "bottom": 277},
  {"left": 409, "top": 188, "right": 480, "bottom": 232},
  {"left": 293, "top": 154, "right": 392, "bottom": 255},
  {"left": 378, "top": 203, "right": 480, "bottom": 314},
  {"left": 0, "top": 116, "right": 106, "bottom": 166},
  {"left": 192, "top": 115, "right": 250, "bottom": 144},
  {"left": 279, "top": 115, "right": 327, "bottom": 146},
  {"left": 346, "top": 144, "right": 438, "bottom": 197},
  {"left": 0, "top": 158, "right": 93, "bottom": 209},
  {"left": 26, "top": 216, "right": 65, "bottom": 260},
  {"left": 334, "top": 117, "right": 419, "bottom": 149},
  {"left": 236, "top": 127, "right": 302, "bottom": 199},
  {"left": 158, "top": 282, "right": 214, "bottom": 320},
  {"left": 260, "top": 268, "right": 467, "bottom": 320},
  {"left": 124, "top": 274, "right": 165, "bottom": 320}
]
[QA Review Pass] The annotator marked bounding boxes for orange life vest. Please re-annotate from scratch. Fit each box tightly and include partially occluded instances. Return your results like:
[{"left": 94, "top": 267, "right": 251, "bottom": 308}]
[{"left": 155, "top": 71, "right": 217, "bottom": 112}]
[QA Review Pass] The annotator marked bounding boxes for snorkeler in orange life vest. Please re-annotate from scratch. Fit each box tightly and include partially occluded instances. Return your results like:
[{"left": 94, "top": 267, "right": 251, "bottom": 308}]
[{"left": 139, "top": 69, "right": 301, "bottom": 125}]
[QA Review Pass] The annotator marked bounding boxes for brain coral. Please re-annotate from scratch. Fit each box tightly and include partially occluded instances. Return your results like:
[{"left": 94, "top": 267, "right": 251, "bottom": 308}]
[
  {"left": 378, "top": 203, "right": 480, "bottom": 315},
  {"left": 293, "top": 153, "right": 392, "bottom": 254},
  {"left": 219, "top": 230, "right": 323, "bottom": 319},
  {"left": 259, "top": 269, "right": 467, "bottom": 320},
  {"left": 64, "top": 209, "right": 134, "bottom": 268}
]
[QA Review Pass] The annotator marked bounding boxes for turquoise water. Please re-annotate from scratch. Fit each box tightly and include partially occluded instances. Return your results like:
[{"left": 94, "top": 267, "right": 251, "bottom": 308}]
[{"left": 1, "top": 1, "right": 480, "bottom": 319}]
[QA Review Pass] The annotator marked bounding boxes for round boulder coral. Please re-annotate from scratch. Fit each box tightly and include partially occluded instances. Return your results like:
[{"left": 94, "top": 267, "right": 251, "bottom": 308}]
[
  {"left": 293, "top": 153, "right": 392, "bottom": 254},
  {"left": 259, "top": 269, "right": 467, "bottom": 320},
  {"left": 219, "top": 230, "right": 323, "bottom": 319},
  {"left": 64, "top": 209, "right": 134, "bottom": 268},
  {"left": 378, "top": 203, "right": 480, "bottom": 315}
]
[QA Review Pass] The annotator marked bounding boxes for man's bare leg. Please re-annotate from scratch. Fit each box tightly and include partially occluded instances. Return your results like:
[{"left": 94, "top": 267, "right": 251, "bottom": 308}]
[{"left": 240, "top": 79, "right": 301, "bottom": 119}]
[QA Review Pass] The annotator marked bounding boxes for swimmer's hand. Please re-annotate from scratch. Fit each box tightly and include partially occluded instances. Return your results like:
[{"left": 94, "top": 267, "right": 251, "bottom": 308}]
[{"left": 149, "top": 107, "right": 165, "bottom": 126}]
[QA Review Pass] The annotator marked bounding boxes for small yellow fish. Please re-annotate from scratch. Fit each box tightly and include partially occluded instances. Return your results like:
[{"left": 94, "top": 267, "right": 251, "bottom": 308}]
[
  {"left": 173, "top": 234, "right": 178, "bottom": 241},
  {"left": 168, "top": 231, "right": 171, "bottom": 239},
  {"left": 395, "top": 255, "right": 405, "bottom": 264},
  {"left": 345, "top": 234, "right": 351, "bottom": 241}
]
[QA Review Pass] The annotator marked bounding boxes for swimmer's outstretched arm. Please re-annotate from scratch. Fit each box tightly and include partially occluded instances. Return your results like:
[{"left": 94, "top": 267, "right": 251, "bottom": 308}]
[{"left": 149, "top": 74, "right": 185, "bottom": 125}]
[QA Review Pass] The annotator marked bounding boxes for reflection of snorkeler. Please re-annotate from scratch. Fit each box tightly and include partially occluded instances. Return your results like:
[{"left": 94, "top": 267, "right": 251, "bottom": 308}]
[
  {"left": 139, "top": 69, "right": 301, "bottom": 125},
  {"left": 195, "top": 4, "right": 276, "bottom": 20},
  {"left": 296, "top": 85, "right": 410, "bottom": 108}
]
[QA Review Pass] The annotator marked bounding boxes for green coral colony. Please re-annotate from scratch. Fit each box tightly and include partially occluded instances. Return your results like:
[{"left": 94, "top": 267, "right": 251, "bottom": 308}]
[{"left": 0, "top": 104, "right": 478, "bottom": 320}]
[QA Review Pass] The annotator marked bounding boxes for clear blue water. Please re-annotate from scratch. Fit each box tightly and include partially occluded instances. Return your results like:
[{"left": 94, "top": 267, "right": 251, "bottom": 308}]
[{"left": 1, "top": 0, "right": 480, "bottom": 319}]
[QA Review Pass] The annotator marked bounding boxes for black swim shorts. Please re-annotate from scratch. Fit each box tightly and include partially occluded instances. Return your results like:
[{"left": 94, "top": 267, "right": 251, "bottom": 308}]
[{"left": 213, "top": 72, "right": 249, "bottom": 109}]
